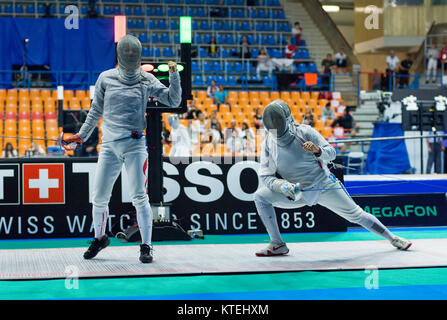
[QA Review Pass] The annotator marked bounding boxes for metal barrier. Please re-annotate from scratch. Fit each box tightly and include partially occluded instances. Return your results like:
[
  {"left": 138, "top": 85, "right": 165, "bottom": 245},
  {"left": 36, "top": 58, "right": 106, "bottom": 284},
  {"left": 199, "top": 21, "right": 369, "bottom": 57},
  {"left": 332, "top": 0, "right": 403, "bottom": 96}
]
[
  {"left": 332, "top": 133, "right": 447, "bottom": 175},
  {"left": 389, "top": 73, "right": 445, "bottom": 91}
]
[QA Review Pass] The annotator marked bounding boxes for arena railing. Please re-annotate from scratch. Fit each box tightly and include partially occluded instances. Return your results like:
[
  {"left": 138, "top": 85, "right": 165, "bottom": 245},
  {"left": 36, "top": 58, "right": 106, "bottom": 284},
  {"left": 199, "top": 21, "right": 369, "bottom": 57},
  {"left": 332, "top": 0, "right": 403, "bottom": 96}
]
[
  {"left": 389, "top": 73, "right": 445, "bottom": 91},
  {"left": 332, "top": 133, "right": 447, "bottom": 175}
]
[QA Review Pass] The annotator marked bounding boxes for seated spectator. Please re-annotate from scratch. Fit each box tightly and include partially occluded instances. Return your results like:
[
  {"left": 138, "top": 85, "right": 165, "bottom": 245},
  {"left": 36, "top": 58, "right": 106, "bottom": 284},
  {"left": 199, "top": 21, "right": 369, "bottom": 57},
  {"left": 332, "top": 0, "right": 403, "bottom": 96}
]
[
  {"left": 207, "top": 80, "right": 219, "bottom": 105},
  {"left": 184, "top": 100, "right": 201, "bottom": 120},
  {"left": 207, "top": 36, "right": 218, "bottom": 58},
  {"left": 256, "top": 48, "right": 273, "bottom": 78},
  {"left": 191, "top": 111, "right": 208, "bottom": 145},
  {"left": 27, "top": 142, "right": 46, "bottom": 156},
  {"left": 75, "top": 126, "right": 98, "bottom": 157},
  {"left": 302, "top": 106, "right": 315, "bottom": 127},
  {"left": 214, "top": 84, "right": 232, "bottom": 112},
  {"left": 210, "top": 0, "right": 228, "bottom": 17},
  {"left": 2, "top": 142, "right": 17, "bottom": 158},
  {"left": 205, "top": 110, "right": 223, "bottom": 149},
  {"left": 253, "top": 107, "right": 263, "bottom": 129},
  {"left": 271, "top": 44, "right": 296, "bottom": 73},
  {"left": 226, "top": 122, "right": 242, "bottom": 154},
  {"left": 239, "top": 122, "right": 256, "bottom": 155},
  {"left": 321, "top": 102, "right": 336, "bottom": 123},
  {"left": 239, "top": 35, "right": 251, "bottom": 59},
  {"left": 291, "top": 22, "right": 303, "bottom": 46},
  {"left": 331, "top": 108, "right": 359, "bottom": 136},
  {"left": 335, "top": 49, "right": 347, "bottom": 73},
  {"left": 285, "top": 44, "right": 298, "bottom": 59}
]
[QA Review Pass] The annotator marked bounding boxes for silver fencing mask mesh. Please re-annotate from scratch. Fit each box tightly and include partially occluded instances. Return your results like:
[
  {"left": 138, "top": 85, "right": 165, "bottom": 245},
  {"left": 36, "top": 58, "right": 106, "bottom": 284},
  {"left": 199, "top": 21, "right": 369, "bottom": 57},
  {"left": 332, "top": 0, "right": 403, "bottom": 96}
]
[
  {"left": 263, "top": 100, "right": 296, "bottom": 146},
  {"left": 263, "top": 102, "right": 287, "bottom": 137},
  {"left": 117, "top": 35, "right": 142, "bottom": 85}
]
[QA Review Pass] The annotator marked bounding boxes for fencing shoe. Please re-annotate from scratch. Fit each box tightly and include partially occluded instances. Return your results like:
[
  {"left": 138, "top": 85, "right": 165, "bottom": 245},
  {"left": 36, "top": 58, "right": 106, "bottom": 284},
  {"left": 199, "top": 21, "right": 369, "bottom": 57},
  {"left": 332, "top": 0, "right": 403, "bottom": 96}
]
[
  {"left": 83, "top": 234, "right": 110, "bottom": 259},
  {"left": 139, "top": 244, "right": 154, "bottom": 263},
  {"left": 391, "top": 236, "right": 412, "bottom": 250},
  {"left": 255, "top": 241, "right": 289, "bottom": 257}
]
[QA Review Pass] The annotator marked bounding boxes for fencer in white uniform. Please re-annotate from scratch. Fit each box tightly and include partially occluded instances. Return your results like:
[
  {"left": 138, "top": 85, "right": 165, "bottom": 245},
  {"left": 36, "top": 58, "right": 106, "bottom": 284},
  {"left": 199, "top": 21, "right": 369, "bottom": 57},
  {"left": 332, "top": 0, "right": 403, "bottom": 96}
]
[
  {"left": 168, "top": 114, "right": 192, "bottom": 157},
  {"left": 254, "top": 100, "right": 412, "bottom": 256},
  {"left": 63, "top": 35, "right": 182, "bottom": 263}
]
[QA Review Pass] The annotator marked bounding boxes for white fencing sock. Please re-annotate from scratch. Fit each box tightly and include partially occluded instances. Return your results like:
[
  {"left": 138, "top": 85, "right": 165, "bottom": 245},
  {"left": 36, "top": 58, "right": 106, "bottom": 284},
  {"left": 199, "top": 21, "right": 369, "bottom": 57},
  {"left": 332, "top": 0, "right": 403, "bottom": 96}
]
[
  {"left": 136, "top": 202, "right": 153, "bottom": 245},
  {"left": 254, "top": 193, "right": 283, "bottom": 244},
  {"left": 355, "top": 211, "right": 394, "bottom": 241},
  {"left": 92, "top": 206, "right": 109, "bottom": 240}
]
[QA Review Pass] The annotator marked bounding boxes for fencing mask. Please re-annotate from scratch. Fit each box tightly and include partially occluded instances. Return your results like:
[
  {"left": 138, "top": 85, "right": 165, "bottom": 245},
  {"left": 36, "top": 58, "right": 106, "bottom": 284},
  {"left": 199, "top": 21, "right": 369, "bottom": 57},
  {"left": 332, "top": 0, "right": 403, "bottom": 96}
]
[
  {"left": 117, "top": 35, "right": 143, "bottom": 85},
  {"left": 168, "top": 114, "right": 180, "bottom": 129},
  {"left": 263, "top": 99, "right": 296, "bottom": 146}
]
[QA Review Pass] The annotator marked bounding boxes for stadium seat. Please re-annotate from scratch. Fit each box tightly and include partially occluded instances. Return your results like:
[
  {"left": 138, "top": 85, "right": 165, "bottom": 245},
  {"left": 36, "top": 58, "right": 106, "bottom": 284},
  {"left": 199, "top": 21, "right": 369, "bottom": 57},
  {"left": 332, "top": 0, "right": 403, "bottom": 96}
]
[
  {"left": 151, "top": 33, "right": 159, "bottom": 43},
  {"left": 26, "top": 5, "right": 35, "bottom": 14},
  {"left": 160, "top": 34, "right": 170, "bottom": 43},
  {"left": 163, "top": 48, "right": 173, "bottom": 57},
  {"left": 212, "top": 62, "right": 222, "bottom": 72},
  {"left": 139, "top": 33, "right": 148, "bottom": 43},
  {"left": 193, "top": 76, "right": 204, "bottom": 85},
  {"left": 191, "top": 61, "right": 200, "bottom": 73}
]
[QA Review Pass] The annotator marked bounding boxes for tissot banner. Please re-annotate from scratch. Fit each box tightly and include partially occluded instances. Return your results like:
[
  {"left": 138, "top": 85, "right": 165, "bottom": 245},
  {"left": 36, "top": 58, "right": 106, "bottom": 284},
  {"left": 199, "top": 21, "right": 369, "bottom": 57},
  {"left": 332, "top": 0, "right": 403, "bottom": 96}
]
[{"left": 0, "top": 157, "right": 347, "bottom": 239}]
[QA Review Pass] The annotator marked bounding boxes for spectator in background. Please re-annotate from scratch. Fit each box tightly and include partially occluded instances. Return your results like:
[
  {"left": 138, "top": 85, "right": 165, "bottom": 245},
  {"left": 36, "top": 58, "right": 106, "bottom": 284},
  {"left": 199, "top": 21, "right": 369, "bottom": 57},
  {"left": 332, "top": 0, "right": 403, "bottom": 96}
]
[
  {"left": 386, "top": 50, "right": 400, "bottom": 90},
  {"left": 162, "top": 121, "right": 170, "bottom": 145},
  {"left": 321, "top": 102, "right": 335, "bottom": 124},
  {"left": 291, "top": 22, "right": 303, "bottom": 46},
  {"left": 225, "top": 121, "right": 242, "bottom": 154},
  {"left": 27, "top": 142, "right": 46, "bottom": 156},
  {"left": 285, "top": 44, "right": 298, "bottom": 59},
  {"left": 215, "top": 84, "right": 232, "bottom": 112},
  {"left": 207, "top": 36, "right": 218, "bottom": 58},
  {"left": 426, "top": 132, "right": 443, "bottom": 174},
  {"left": 75, "top": 126, "right": 98, "bottom": 157},
  {"left": 335, "top": 49, "right": 347, "bottom": 73},
  {"left": 184, "top": 100, "right": 201, "bottom": 120},
  {"left": 441, "top": 43, "right": 447, "bottom": 75},
  {"left": 168, "top": 114, "right": 192, "bottom": 157},
  {"left": 239, "top": 35, "right": 251, "bottom": 59},
  {"left": 210, "top": 0, "right": 228, "bottom": 17},
  {"left": 207, "top": 80, "right": 219, "bottom": 105},
  {"left": 302, "top": 105, "right": 315, "bottom": 127},
  {"left": 2, "top": 142, "right": 17, "bottom": 158},
  {"left": 253, "top": 107, "right": 263, "bottom": 129},
  {"left": 256, "top": 48, "right": 273, "bottom": 79},
  {"left": 426, "top": 43, "right": 439, "bottom": 84},
  {"left": 371, "top": 68, "right": 382, "bottom": 90},
  {"left": 191, "top": 110, "right": 207, "bottom": 140},
  {"left": 206, "top": 110, "right": 223, "bottom": 149},
  {"left": 331, "top": 108, "right": 358, "bottom": 137},
  {"left": 321, "top": 54, "right": 336, "bottom": 90},
  {"left": 239, "top": 122, "right": 256, "bottom": 155},
  {"left": 398, "top": 53, "right": 413, "bottom": 88}
]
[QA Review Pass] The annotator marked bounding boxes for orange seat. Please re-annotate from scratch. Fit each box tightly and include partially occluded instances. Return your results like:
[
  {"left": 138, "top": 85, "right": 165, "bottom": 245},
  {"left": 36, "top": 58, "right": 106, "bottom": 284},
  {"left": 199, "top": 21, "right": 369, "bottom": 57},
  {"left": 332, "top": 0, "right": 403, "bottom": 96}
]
[
  {"left": 270, "top": 91, "right": 279, "bottom": 100},
  {"left": 5, "top": 103, "right": 17, "bottom": 113},
  {"left": 311, "top": 92, "right": 320, "bottom": 100},
  {"left": 0, "top": 89, "right": 6, "bottom": 99},
  {"left": 64, "top": 90, "right": 74, "bottom": 100},
  {"left": 30, "top": 88, "right": 40, "bottom": 99},
  {"left": 196, "top": 90, "right": 207, "bottom": 102},
  {"left": 239, "top": 91, "right": 248, "bottom": 100},
  {"left": 81, "top": 97, "right": 91, "bottom": 110},
  {"left": 31, "top": 103, "right": 43, "bottom": 113},
  {"left": 301, "top": 92, "right": 310, "bottom": 101},
  {"left": 249, "top": 91, "right": 259, "bottom": 101},
  {"left": 280, "top": 91, "right": 290, "bottom": 100},
  {"left": 40, "top": 90, "right": 52, "bottom": 100},
  {"left": 75, "top": 90, "right": 86, "bottom": 100},
  {"left": 290, "top": 91, "right": 300, "bottom": 102},
  {"left": 70, "top": 98, "right": 81, "bottom": 110}
]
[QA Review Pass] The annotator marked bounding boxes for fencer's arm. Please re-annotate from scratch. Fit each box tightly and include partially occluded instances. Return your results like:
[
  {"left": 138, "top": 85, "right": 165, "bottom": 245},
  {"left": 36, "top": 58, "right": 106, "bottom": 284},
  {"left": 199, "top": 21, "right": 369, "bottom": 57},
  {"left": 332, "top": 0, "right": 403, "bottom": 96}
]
[
  {"left": 77, "top": 73, "right": 105, "bottom": 142},
  {"left": 304, "top": 126, "right": 336, "bottom": 162},
  {"left": 146, "top": 71, "right": 182, "bottom": 108}
]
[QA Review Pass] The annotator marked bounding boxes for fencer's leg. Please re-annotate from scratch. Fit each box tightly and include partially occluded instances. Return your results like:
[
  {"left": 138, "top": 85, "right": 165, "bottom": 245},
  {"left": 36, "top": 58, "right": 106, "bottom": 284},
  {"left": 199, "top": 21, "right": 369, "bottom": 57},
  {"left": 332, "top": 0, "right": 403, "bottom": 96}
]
[
  {"left": 254, "top": 189, "right": 283, "bottom": 244},
  {"left": 91, "top": 146, "right": 123, "bottom": 240},
  {"left": 124, "top": 143, "right": 153, "bottom": 246},
  {"left": 317, "top": 179, "right": 394, "bottom": 240},
  {"left": 318, "top": 178, "right": 411, "bottom": 249}
]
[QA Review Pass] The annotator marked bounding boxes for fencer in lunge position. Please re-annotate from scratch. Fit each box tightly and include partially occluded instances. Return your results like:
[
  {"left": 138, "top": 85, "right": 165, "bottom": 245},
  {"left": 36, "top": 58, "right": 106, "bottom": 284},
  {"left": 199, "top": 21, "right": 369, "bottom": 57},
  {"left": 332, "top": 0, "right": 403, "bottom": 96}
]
[
  {"left": 168, "top": 114, "right": 192, "bottom": 157},
  {"left": 63, "top": 35, "right": 182, "bottom": 263},
  {"left": 254, "top": 99, "right": 412, "bottom": 256}
]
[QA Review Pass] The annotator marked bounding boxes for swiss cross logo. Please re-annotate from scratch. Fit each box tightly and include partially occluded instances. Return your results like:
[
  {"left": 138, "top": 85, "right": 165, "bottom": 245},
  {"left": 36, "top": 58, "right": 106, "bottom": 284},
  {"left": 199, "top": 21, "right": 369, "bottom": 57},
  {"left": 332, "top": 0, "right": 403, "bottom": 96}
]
[{"left": 23, "top": 164, "right": 65, "bottom": 204}]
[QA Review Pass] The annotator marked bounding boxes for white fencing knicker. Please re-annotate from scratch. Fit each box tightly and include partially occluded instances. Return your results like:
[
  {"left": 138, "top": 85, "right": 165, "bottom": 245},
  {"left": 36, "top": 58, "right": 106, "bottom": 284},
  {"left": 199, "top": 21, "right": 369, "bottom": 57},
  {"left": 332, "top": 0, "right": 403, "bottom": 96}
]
[{"left": 91, "top": 136, "right": 153, "bottom": 244}]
